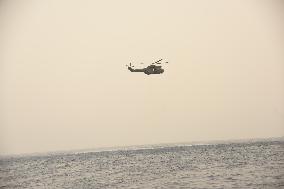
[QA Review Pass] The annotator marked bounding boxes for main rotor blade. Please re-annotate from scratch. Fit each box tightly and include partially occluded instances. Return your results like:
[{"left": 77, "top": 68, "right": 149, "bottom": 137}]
[{"left": 152, "top": 59, "right": 163, "bottom": 64}]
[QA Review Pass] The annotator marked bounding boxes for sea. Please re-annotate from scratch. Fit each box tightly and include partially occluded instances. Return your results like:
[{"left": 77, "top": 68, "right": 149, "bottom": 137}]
[{"left": 0, "top": 139, "right": 283, "bottom": 188}]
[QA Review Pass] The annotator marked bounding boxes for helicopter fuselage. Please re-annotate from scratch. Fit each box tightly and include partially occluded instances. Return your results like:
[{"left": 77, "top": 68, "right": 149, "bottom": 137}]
[{"left": 128, "top": 65, "right": 164, "bottom": 75}]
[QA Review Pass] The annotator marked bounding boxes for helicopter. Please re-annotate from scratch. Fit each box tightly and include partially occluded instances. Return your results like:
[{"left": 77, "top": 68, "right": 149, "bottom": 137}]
[{"left": 126, "top": 59, "right": 168, "bottom": 75}]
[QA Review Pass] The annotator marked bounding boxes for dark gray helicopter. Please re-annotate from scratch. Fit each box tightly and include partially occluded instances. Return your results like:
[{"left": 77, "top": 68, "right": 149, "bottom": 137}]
[{"left": 127, "top": 59, "right": 168, "bottom": 75}]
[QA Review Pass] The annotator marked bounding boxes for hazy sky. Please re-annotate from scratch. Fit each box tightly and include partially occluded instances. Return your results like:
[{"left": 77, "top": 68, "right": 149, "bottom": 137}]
[{"left": 1, "top": 0, "right": 284, "bottom": 155}]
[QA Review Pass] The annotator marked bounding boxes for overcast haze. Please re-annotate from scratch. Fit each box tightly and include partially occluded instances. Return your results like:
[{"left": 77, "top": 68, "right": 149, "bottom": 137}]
[{"left": 1, "top": 0, "right": 284, "bottom": 155}]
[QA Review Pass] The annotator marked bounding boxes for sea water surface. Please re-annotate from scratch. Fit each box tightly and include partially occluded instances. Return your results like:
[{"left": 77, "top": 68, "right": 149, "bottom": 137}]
[{"left": 0, "top": 139, "right": 283, "bottom": 188}]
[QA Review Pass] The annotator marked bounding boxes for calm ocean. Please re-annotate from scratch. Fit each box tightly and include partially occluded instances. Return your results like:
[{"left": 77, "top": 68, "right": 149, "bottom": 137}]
[{"left": 0, "top": 140, "right": 283, "bottom": 188}]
